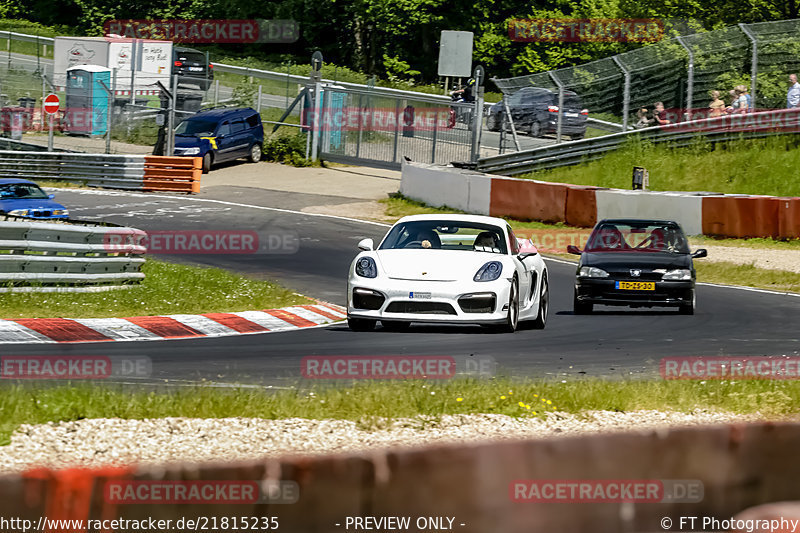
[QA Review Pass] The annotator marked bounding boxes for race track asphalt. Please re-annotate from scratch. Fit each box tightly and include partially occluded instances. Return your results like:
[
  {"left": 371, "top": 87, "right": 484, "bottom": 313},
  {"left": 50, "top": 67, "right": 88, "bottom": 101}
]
[{"left": 6, "top": 186, "right": 798, "bottom": 386}]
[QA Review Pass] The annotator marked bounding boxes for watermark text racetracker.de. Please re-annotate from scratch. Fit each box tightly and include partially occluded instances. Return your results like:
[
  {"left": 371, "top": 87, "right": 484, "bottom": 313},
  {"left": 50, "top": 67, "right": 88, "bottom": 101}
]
[
  {"left": 103, "top": 229, "right": 299, "bottom": 255},
  {"left": 511, "top": 479, "right": 703, "bottom": 503},
  {"left": 104, "top": 19, "right": 298, "bottom": 43},
  {"left": 301, "top": 355, "right": 496, "bottom": 379},
  {"left": 1, "top": 356, "right": 151, "bottom": 379},
  {"left": 661, "top": 357, "right": 800, "bottom": 380}
]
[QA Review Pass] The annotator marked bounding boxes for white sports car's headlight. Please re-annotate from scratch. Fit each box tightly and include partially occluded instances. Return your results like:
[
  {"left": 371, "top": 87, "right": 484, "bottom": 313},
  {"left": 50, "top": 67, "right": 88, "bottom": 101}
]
[
  {"left": 474, "top": 261, "right": 503, "bottom": 282},
  {"left": 579, "top": 266, "right": 609, "bottom": 278},
  {"left": 660, "top": 268, "right": 691, "bottom": 281},
  {"left": 355, "top": 256, "right": 377, "bottom": 278}
]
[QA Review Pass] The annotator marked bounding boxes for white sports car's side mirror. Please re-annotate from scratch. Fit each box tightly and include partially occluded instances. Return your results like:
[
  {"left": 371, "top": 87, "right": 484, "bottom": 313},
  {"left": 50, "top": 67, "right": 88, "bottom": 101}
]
[{"left": 357, "top": 238, "right": 374, "bottom": 251}]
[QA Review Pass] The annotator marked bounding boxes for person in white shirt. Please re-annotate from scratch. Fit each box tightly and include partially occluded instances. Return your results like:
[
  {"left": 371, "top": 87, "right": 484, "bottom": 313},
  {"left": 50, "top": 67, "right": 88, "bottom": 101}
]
[{"left": 787, "top": 74, "right": 800, "bottom": 108}]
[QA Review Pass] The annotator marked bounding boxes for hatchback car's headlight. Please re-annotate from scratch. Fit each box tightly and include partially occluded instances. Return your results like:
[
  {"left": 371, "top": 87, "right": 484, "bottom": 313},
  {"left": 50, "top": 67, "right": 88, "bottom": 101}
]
[
  {"left": 7, "top": 209, "right": 28, "bottom": 216},
  {"left": 355, "top": 256, "right": 377, "bottom": 278},
  {"left": 52, "top": 209, "right": 69, "bottom": 216},
  {"left": 579, "top": 266, "right": 609, "bottom": 278},
  {"left": 182, "top": 147, "right": 201, "bottom": 155},
  {"left": 661, "top": 269, "right": 691, "bottom": 281},
  {"left": 474, "top": 261, "right": 503, "bottom": 282}
]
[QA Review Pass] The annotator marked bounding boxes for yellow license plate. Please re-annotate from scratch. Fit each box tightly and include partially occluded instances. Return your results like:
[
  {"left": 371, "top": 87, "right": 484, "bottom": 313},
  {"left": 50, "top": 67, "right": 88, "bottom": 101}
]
[{"left": 616, "top": 281, "right": 655, "bottom": 291}]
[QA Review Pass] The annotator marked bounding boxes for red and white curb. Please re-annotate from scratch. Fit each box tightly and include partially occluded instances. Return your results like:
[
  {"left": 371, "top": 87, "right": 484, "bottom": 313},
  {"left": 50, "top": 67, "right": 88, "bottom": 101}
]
[{"left": 0, "top": 304, "right": 346, "bottom": 344}]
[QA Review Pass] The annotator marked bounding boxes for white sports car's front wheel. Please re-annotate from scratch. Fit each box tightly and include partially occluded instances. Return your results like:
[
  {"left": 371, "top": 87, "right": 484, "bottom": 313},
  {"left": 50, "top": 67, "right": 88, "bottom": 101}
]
[
  {"left": 531, "top": 275, "right": 548, "bottom": 329},
  {"left": 497, "top": 277, "right": 519, "bottom": 333}
]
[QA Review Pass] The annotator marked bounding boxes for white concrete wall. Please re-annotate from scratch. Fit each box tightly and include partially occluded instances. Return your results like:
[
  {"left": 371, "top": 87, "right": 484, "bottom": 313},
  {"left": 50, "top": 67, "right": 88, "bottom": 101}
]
[
  {"left": 400, "top": 160, "right": 491, "bottom": 215},
  {"left": 595, "top": 190, "right": 703, "bottom": 235}
]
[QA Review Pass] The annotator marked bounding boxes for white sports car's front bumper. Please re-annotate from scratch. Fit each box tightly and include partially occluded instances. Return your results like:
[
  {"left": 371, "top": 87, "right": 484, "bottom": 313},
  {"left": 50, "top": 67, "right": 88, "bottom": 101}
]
[{"left": 347, "top": 275, "right": 513, "bottom": 324}]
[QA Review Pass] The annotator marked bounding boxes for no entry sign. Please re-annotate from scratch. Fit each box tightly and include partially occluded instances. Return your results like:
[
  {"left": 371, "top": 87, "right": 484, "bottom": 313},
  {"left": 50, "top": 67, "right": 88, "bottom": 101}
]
[{"left": 43, "top": 94, "right": 60, "bottom": 115}]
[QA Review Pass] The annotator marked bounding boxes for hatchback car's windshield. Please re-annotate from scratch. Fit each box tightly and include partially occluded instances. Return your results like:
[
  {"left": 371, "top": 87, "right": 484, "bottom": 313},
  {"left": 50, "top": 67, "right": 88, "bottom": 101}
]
[
  {"left": 379, "top": 220, "right": 507, "bottom": 254},
  {"left": 0, "top": 183, "right": 48, "bottom": 199},
  {"left": 175, "top": 119, "right": 217, "bottom": 136},
  {"left": 585, "top": 222, "right": 689, "bottom": 253}
]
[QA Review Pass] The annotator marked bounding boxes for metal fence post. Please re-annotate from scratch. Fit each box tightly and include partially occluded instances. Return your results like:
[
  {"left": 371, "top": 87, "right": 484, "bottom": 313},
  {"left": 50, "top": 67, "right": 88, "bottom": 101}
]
[
  {"left": 676, "top": 36, "right": 694, "bottom": 119},
  {"left": 257, "top": 84, "right": 262, "bottom": 112},
  {"left": 310, "top": 82, "right": 323, "bottom": 161},
  {"left": 392, "top": 98, "right": 401, "bottom": 164},
  {"left": 471, "top": 65, "right": 485, "bottom": 162},
  {"left": 611, "top": 56, "right": 630, "bottom": 130},
  {"left": 168, "top": 74, "right": 177, "bottom": 156},
  {"left": 129, "top": 39, "right": 137, "bottom": 105},
  {"left": 107, "top": 68, "right": 116, "bottom": 154},
  {"left": 214, "top": 79, "right": 219, "bottom": 105},
  {"left": 739, "top": 23, "right": 758, "bottom": 109},
  {"left": 548, "top": 71, "right": 565, "bottom": 143}
]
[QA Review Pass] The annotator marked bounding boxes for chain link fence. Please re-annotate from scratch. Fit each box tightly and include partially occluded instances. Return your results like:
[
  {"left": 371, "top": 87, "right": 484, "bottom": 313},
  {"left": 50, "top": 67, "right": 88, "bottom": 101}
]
[{"left": 491, "top": 18, "right": 800, "bottom": 136}]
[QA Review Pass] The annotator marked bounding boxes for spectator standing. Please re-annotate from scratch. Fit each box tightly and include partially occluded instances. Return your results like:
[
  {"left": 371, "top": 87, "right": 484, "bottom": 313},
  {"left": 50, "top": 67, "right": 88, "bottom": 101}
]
[
  {"left": 653, "top": 102, "right": 670, "bottom": 125},
  {"left": 787, "top": 74, "right": 800, "bottom": 108},
  {"left": 634, "top": 107, "right": 652, "bottom": 128},
  {"left": 736, "top": 85, "right": 752, "bottom": 112},
  {"left": 709, "top": 90, "right": 725, "bottom": 117}
]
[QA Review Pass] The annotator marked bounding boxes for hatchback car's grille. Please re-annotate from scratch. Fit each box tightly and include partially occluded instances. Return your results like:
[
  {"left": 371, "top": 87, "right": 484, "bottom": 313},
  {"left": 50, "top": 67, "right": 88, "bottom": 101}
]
[
  {"left": 607, "top": 270, "right": 663, "bottom": 281},
  {"left": 385, "top": 302, "right": 457, "bottom": 315}
]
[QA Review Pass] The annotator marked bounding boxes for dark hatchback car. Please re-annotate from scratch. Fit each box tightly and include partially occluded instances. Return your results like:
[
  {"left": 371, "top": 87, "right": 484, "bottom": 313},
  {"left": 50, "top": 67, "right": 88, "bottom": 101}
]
[
  {"left": 173, "top": 47, "right": 213, "bottom": 91},
  {"left": 568, "top": 219, "right": 707, "bottom": 315},
  {"left": 487, "top": 87, "right": 588, "bottom": 140},
  {"left": 173, "top": 107, "right": 263, "bottom": 173}
]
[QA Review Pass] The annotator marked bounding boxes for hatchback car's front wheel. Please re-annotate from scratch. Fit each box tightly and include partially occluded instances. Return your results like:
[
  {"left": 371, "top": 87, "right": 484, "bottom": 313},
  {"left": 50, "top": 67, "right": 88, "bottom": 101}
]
[
  {"left": 679, "top": 291, "right": 695, "bottom": 315},
  {"left": 249, "top": 143, "right": 262, "bottom": 163},
  {"left": 573, "top": 292, "right": 593, "bottom": 315},
  {"left": 348, "top": 318, "right": 376, "bottom": 331},
  {"left": 530, "top": 120, "right": 543, "bottom": 137}
]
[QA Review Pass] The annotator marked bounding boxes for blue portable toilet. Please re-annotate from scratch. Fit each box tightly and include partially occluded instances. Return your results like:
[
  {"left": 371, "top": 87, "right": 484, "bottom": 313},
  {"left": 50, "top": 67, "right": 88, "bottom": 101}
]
[{"left": 64, "top": 65, "right": 111, "bottom": 136}]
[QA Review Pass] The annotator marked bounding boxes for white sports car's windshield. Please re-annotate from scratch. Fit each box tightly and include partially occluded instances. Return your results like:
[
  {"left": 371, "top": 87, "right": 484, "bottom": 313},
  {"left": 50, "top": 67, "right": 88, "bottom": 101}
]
[{"left": 379, "top": 220, "right": 508, "bottom": 254}]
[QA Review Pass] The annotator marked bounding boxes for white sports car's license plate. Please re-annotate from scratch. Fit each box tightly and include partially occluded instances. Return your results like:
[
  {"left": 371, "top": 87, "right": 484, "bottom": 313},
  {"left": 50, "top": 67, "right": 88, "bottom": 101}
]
[{"left": 409, "top": 292, "right": 431, "bottom": 299}]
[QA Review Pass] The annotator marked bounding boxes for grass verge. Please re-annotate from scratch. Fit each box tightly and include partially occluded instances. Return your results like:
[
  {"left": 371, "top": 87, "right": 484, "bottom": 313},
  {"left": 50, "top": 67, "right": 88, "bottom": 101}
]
[
  {"left": 0, "top": 259, "right": 309, "bottom": 319},
  {"left": 1, "top": 378, "right": 797, "bottom": 445},
  {"left": 526, "top": 135, "right": 800, "bottom": 197}
]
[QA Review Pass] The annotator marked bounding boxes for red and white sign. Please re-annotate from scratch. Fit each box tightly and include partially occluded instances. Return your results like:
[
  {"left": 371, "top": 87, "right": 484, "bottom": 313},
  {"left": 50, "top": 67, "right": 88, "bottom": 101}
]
[{"left": 43, "top": 94, "right": 60, "bottom": 115}]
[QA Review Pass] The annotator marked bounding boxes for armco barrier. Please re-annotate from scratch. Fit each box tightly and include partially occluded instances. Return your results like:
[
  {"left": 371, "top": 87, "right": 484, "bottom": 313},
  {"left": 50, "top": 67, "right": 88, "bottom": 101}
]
[
  {"left": 0, "top": 151, "right": 201, "bottom": 193},
  {"left": 0, "top": 216, "right": 145, "bottom": 291},
  {"left": 3, "top": 422, "right": 800, "bottom": 532},
  {"left": 490, "top": 177, "right": 568, "bottom": 223}
]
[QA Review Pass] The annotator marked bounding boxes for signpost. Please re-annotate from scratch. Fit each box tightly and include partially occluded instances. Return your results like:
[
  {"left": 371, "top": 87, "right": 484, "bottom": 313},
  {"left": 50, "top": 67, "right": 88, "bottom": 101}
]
[
  {"left": 438, "top": 31, "right": 473, "bottom": 94},
  {"left": 43, "top": 93, "right": 59, "bottom": 152}
]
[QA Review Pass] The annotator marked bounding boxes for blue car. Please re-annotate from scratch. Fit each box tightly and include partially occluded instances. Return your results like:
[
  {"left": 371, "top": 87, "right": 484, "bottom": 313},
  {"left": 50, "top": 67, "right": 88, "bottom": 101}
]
[
  {"left": 0, "top": 179, "right": 69, "bottom": 220},
  {"left": 173, "top": 107, "right": 264, "bottom": 173}
]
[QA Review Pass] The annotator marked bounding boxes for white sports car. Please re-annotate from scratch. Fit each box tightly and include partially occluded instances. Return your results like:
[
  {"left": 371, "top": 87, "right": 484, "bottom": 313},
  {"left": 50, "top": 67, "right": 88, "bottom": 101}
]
[{"left": 346, "top": 214, "right": 549, "bottom": 332}]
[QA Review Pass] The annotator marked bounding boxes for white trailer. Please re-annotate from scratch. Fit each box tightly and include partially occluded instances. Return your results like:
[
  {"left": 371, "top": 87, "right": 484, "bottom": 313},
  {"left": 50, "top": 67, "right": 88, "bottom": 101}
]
[{"left": 54, "top": 36, "right": 173, "bottom": 98}]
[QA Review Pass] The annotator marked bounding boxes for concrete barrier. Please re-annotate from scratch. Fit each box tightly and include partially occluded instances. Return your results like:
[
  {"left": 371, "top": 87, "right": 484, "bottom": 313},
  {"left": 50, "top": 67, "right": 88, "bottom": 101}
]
[
  {"left": 400, "top": 160, "right": 491, "bottom": 215},
  {"left": 595, "top": 190, "right": 703, "bottom": 236},
  {"left": 489, "top": 177, "right": 568, "bottom": 223},
  {"left": 778, "top": 197, "right": 800, "bottom": 240},
  {"left": 565, "top": 186, "right": 600, "bottom": 228},
  {"left": 4, "top": 422, "right": 800, "bottom": 532},
  {"left": 702, "top": 196, "right": 781, "bottom": 238}
]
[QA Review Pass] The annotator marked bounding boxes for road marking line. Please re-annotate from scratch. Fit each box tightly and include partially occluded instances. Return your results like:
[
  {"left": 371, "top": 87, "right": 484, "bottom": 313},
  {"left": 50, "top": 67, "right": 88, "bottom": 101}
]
[
  {"left": 72, "top": 318, "right": 162, "bottom": 341},
  {"left": 13, "top": 318, "right": 113, "bottom": 343},
  {"left": 168, "top": 314, "right": 245, "bottom": 335},
  {"left": 123, "top": 316, "right": 205, "bottom": 338},
  {"left": 264, "top": 308, "right": 316, "bottom": 327}
]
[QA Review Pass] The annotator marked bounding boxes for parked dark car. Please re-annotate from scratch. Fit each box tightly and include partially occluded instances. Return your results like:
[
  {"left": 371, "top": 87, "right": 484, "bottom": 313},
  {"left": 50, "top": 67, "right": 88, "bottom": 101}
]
[
  {"left": 0, "top": 179, "right": 69, "bottom": 220},
  {"left": 567, "top": 219, "right": 707, "bottom": 315},
  {"left": 173, "top": 107, "right": 263, "bottom": 173},
  {"left": 173, "top": 47, "right": 213, "bottom": 91},
  {"left": 487, "top": 87, "right": 588, "bottom": 140}
]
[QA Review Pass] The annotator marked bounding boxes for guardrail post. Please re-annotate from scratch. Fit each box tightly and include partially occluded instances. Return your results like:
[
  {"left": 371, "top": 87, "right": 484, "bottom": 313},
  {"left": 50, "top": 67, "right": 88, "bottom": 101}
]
[
  {"left": 257, "top": 85, "right": 262, "bottom": 112},
  {"left": 168, "top": 74, "right": 177, "bottom": 156},
  {"left": 611, "top": 56, "right": 631, "bottom": 130},
  {"left": 471, "top": 65, "right": 485, "bottom": 162},
  {"left": 739, "top": 23, "right": 758, "bottom": 109},
  {"left": 676, "top": 36, "right": 694, "bottom": 119},
  {"left": 548, "top": 71, "right": 565, "bottom": 143}
]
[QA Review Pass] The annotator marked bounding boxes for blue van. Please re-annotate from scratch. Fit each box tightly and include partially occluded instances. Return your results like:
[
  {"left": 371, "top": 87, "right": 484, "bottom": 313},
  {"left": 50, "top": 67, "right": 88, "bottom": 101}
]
[{"left": 173, "top": 107, "right": 264, "bottom": 173}]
